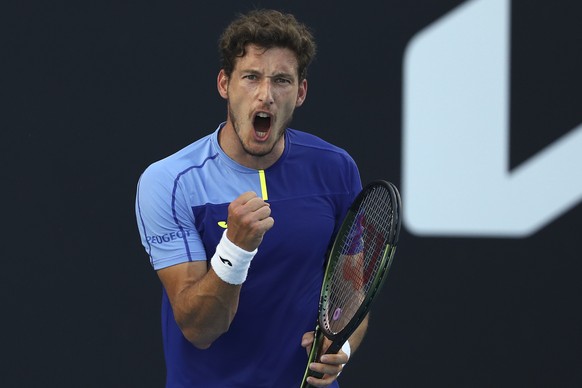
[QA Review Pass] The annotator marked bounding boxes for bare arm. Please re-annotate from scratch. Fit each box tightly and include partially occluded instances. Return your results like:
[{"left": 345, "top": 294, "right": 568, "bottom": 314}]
[
  {"left": 158, "top": 262, "right": 241, "bottom": 349},
  {"left": 344, "top": 313, "right": 369, "bottom": 353},
  {"left": 159, "top": 192, "right": 273, "bottom": 349}
]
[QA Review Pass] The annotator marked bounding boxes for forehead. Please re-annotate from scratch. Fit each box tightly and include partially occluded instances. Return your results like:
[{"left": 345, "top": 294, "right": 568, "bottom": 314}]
[{"left": 234, "top": 44, "right": 299, "bottom": 75}]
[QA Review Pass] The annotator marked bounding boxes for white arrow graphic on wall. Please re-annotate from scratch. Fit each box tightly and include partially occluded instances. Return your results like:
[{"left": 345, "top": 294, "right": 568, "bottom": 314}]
[{"left": 403, "top": 0, "right": 582, "bottom": 237}]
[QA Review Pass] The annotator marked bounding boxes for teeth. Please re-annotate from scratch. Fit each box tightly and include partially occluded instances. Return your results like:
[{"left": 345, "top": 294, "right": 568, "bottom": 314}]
[
  {"left": 257, "top": 112, "right": 269, "bottom": 118},
  {"left": 256, "top": 131, "right": 267, "bottom": 139}
]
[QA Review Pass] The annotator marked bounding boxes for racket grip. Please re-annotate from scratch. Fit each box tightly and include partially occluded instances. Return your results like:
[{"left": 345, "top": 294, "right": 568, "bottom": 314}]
[
  {"left": 301, "top": 338, "right": 346, "bottom": 388},
  {"left": 300, "top": 328, "right": 325, "bottom": 388}
]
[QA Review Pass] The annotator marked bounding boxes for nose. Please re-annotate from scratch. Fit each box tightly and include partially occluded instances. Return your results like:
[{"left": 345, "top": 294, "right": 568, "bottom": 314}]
[{"left": 257, "top": 79, "right": 274, "bottom": 105}]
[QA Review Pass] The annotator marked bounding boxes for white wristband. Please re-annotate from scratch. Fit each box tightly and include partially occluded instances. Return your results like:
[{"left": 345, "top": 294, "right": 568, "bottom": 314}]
[
  {"left": 341, "top": 340, "right": 351, "bottom": 360},
  {"left": 211, "top": 230, "right": 257, "bottom": 285},
  {"left": 338, "top": 340, "right": 351, "bottom": 376}
]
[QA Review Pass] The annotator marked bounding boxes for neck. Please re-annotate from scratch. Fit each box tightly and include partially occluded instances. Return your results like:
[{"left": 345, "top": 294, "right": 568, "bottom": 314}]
[{"left": 218, "top": 123, "right": 285, "bottom": 170}]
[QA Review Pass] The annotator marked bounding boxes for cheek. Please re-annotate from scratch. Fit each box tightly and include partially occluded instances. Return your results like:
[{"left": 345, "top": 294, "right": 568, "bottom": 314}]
[
  {"left": 228, "top": 91, "right": 249, "bottom": 113},
  {"left": 274, "top": 88, "right": 296, "bottom": 105},
  {"left": 279, "top": 97, "right": 298, "bottom": 115}
]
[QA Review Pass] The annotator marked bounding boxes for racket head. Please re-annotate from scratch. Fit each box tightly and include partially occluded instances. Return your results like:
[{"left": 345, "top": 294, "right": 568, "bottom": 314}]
[{"left": 318, "top": 180, "right": 401, "bottom": 345}]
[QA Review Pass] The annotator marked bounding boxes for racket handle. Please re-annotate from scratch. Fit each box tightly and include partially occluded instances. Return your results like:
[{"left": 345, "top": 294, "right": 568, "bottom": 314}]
[
  {"left": 300, "top": 330, "right": 346, "bottom": 387},
  {"left": 300, "top": 327, "right": 325, "bottom": 388}
]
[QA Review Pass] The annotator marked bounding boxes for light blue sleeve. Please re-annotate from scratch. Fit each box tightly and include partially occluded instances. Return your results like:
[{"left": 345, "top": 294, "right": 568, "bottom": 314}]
[{"left": 135, "top": 162, "right": 207, "bottom": 270}]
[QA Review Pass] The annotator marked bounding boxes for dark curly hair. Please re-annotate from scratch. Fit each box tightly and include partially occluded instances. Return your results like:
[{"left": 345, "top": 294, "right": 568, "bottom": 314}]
[{"left": 219, "top": 9, "right": 317, "bottom": 80}]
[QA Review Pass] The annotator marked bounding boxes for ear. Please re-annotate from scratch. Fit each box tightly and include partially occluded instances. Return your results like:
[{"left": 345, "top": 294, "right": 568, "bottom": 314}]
[
  {"left": 217, "top": 69, "right": 229, "bottom": 99},
  {"left": 295, "top": 78, "right": 308, "bottom": 107}
]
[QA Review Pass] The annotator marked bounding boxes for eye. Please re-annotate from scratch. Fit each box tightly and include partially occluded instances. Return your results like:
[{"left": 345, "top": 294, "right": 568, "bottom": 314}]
[
  {"left": 274, "top": 77, "right": 292, "bottom": 84},
  {"left": 243, "top": 74, "right": 258, "bottom": 80}
]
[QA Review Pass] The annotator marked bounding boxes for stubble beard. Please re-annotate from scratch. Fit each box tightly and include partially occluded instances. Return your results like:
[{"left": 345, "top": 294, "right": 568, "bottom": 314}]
[{"left": 228, "top": 100, "right": 292, "bottom": 158}]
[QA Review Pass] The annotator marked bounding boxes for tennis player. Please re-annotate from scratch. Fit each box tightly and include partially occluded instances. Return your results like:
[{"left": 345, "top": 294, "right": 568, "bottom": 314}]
[{"left": 135, "top": 9, "right": 369, "bottom": 387}]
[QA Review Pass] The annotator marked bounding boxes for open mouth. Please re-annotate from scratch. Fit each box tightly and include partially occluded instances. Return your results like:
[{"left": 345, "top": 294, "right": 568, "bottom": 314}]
[{"left": 253, "top": 112, "right": 271, "bottom": 139}]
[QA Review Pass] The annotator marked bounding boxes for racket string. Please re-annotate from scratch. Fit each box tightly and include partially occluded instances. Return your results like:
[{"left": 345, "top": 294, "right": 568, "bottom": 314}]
[{"left": 322, "top": 186, "right": 394, "bottom": 334}]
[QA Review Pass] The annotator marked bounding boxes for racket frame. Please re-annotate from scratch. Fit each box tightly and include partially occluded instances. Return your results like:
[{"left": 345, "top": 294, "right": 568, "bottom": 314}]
[{"left": 300, "top": 180, "right": 401, "bottom": 387}]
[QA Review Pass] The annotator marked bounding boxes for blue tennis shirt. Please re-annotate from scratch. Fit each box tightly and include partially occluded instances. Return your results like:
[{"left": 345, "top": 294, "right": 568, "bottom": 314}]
[{"left": 136, "top": 124, "right": 361, "bottom": 387}]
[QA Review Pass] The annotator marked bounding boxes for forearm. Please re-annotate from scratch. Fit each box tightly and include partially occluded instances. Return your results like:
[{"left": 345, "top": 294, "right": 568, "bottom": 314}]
[
  {"left": 177, "top": 269, "right": 243, "bottom": 348},
  {"left": 346, "top": 313, "right": 369, "bottom": 354},
  {"left": 159, "top": 263, "right": 242, "bottom": 349}
]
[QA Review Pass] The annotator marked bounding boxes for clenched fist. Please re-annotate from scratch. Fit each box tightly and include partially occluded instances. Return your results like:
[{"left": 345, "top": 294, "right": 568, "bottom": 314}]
[{"left": 225, "top": 192, "right": 274, "bottom": 251}]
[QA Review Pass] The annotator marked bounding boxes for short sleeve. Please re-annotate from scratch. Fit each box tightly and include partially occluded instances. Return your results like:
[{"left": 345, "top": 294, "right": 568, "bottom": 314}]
[{"left": 135, "top": 163, "right": 207, "bottom": 270}]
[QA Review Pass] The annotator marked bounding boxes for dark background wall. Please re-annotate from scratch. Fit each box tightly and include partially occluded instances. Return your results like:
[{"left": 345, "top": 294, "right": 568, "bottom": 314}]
[{"left": 4, "top": 0, "right": 581, "bottom": 386}]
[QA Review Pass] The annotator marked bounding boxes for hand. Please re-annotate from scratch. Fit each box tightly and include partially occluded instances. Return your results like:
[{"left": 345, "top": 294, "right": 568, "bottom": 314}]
[
  {"left": 301, "top": 332, "right": 350, "bottom": 387},
  {"left": 226, "top": 192, "right": 274, "bottom": 251}
]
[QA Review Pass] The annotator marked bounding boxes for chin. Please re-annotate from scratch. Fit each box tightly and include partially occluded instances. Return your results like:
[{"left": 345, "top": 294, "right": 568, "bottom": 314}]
[{"left": 244, "top": 144, "right": 274, "bottom": 158}]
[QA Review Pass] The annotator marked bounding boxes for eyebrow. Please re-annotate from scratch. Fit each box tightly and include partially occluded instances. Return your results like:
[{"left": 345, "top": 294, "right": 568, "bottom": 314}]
[
  {"left": 241, "top": 69, "right": 296, "bottom": 80},
  {"left": 269, "top": 72, "right": 295, "bottom": 80}
]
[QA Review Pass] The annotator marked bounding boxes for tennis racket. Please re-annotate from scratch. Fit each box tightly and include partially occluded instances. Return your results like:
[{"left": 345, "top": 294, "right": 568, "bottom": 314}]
[{"left": 300, "top": 180, "right": 402, "bottom": 388}]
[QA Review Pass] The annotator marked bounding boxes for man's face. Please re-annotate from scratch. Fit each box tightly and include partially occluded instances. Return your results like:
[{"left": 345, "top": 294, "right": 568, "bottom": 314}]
[{"left": 218, "top": 44, "right": 307, "bottom": 168}]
